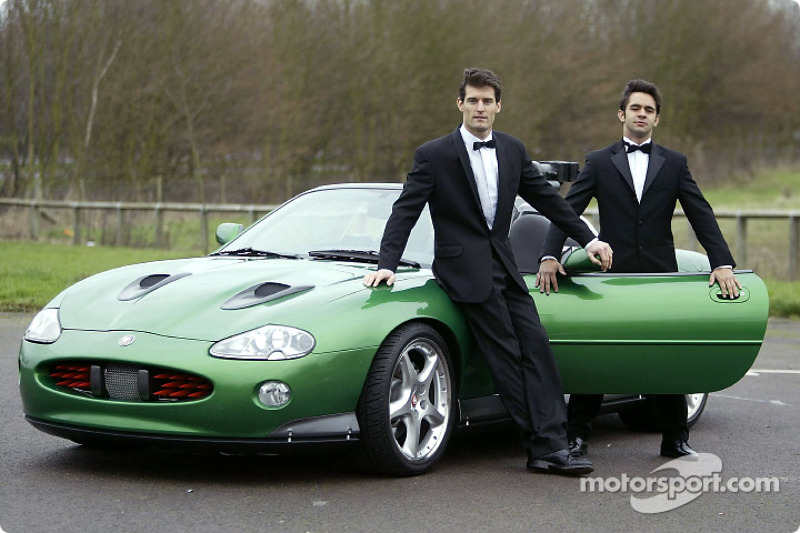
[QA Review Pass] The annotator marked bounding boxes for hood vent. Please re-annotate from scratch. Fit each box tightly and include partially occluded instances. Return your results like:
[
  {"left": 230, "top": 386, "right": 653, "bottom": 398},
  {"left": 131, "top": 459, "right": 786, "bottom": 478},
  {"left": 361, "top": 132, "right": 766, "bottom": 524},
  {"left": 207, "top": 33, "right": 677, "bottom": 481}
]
[
  {"left": 221, "top": 282, "right": 314, "bottom": 310},
  {"left": 118, "top": 272, "right": 191, "bottom": 301}
]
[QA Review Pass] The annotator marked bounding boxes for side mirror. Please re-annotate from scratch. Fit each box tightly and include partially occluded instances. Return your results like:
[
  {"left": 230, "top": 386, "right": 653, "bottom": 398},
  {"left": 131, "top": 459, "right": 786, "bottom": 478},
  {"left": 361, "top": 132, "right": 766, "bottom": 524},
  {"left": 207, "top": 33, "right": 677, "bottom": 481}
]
[
  {"left": 215, "top": 223, "right": 244, "bottom": 245},
  {"left": 533, "top": 161, "right": 580, "bottom": 190},
  {"left": 561, "top": 247, "right": 602, "bottom": 273}
]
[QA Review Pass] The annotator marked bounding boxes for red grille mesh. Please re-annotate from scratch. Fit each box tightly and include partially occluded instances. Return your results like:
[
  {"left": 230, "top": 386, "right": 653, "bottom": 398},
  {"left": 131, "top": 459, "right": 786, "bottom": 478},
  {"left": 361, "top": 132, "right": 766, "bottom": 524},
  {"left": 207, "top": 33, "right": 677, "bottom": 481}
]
[
  {"left": 50, "top": 363, "right": 91, "bottom": 391},
  {"left": 152, "top": 372, "right": 213, "bottom": 399},
  {"left": 50, "top": 362, "right": 212, "bottom": 401}
]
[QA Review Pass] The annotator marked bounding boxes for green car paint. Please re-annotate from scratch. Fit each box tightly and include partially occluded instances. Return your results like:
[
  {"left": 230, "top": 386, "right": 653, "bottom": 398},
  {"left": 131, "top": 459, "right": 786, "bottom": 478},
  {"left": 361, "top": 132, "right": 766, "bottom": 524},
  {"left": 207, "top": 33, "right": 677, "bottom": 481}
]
[{"left": 18, "top": 182, "right": 769, "bottom": 473}]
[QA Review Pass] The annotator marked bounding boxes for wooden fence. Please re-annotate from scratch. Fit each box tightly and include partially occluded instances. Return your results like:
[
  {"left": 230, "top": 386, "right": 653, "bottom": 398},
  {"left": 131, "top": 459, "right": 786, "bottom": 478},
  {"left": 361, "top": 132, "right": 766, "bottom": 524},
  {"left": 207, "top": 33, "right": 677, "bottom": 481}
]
[
  {"left": 0, "top": 198, "right": 278, "bottom": 253},
  {"left": 1, "top": 198, "right": 798, "bottom": 280}
]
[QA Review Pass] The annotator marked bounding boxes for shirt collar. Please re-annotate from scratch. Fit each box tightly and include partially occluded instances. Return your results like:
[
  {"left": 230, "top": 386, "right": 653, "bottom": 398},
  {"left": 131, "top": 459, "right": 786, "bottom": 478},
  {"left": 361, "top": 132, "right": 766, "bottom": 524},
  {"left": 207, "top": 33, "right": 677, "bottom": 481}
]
[
  {"left": 460, "top": 124, "right": 493, "bottom": 148},
  {"left": 623, "top": 136, "right": 652, "bottom": 148}
]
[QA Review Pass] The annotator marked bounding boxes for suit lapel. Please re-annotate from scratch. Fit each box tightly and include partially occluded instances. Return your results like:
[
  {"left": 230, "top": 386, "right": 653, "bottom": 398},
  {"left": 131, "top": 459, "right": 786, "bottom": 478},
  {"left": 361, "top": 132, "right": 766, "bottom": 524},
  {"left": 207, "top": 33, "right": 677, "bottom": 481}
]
[
  {"left": 493, "top": 135, "right": 511, "bottom": 231},
  {"left": 611, "top": 141, "right": 636, "bottom": 196},
  {"left": 452, "top": 129, "right": 484, "bottom": 211},
  {"left": 642, "top": 144, "right": 665, "bottom": 199}
]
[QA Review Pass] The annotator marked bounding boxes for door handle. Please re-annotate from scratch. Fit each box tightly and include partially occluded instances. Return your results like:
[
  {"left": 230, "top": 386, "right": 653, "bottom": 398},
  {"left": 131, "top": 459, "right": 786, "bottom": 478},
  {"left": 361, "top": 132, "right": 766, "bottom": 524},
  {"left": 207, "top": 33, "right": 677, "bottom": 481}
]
[{"left": 709, "top": 287, "right": 750, "bottom": 303}]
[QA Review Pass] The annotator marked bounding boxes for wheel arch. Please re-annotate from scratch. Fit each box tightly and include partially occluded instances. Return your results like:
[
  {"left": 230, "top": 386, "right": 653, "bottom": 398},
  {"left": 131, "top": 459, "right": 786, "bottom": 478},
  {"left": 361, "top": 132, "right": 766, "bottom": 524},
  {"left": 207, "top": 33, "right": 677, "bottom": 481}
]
[{"left": 391, "top": 317, "right": 465, "bottom": 391}]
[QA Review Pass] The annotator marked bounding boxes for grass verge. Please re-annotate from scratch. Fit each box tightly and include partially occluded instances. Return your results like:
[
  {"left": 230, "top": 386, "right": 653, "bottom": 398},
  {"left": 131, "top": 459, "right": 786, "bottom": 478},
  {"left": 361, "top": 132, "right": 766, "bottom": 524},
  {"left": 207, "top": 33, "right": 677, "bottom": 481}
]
[
  {"left": 763, "top": 279, "right": 800, "bottom": 318},
  {"left": 0, "top": 241, "right": 189, "bottom": 312},
  {"left": 1, "top": 240, "right": 797, "bottom": 317}
]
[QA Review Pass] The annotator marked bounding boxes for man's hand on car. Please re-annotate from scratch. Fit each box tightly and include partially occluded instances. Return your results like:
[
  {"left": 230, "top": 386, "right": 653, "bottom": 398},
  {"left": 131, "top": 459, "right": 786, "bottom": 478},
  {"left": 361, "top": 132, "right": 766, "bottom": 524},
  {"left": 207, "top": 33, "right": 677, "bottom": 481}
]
[
  {"left": 363, "top": 269, "right": 395, "bottom": 287},
  {"left": 536, "top": 240, "right": 612, "bottom": 295},
  {"left": 535, "top": 259, "right": 565, "bottom": 295}
]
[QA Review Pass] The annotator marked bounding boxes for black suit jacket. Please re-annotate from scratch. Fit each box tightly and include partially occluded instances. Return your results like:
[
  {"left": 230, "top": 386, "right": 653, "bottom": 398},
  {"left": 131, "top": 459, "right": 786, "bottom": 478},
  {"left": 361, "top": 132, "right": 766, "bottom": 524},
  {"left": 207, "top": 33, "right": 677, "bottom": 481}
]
[
  {"left": 540, "top": 140, "right": 734, "bottom": 273},
  {"left": 378, "top": 127, "right": 595, "bottom": 303}
]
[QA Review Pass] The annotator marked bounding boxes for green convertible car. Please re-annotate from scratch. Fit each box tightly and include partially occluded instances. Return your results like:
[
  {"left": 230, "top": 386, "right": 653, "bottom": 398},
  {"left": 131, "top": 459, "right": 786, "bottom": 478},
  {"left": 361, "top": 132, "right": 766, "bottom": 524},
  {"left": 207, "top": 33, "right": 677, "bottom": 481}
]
[{"left": 19, "top": 166, "right": 769, "bottom": 476}]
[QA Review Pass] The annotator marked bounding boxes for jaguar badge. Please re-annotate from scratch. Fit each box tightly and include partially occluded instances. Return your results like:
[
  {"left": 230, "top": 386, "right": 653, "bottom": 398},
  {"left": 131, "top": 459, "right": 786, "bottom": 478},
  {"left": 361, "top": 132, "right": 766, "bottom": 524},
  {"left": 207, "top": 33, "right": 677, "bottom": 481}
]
[{"left": 118, "top": 335, "right": 136, "bottom": 347}]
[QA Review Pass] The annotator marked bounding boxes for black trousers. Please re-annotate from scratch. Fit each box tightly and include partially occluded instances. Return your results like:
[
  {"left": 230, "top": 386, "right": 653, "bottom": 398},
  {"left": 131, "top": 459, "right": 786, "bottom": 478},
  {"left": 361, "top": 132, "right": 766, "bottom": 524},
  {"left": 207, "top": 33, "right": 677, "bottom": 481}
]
[
  {"left": 567, "top": 393, "right": 689, "bottom": 442},
  {"left": 457, "top": 254, "right": 568, "bottom": 457}
]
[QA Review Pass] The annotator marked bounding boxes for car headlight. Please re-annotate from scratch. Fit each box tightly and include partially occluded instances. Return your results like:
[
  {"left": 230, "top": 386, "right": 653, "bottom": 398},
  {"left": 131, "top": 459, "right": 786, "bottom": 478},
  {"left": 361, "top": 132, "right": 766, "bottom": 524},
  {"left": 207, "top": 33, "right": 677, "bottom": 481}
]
[
  {"left": 24, "top": 308, "right": 62, "bottom": 344},
  {"left": 209, "top": 325, "right": 315, "bottom": 360}
]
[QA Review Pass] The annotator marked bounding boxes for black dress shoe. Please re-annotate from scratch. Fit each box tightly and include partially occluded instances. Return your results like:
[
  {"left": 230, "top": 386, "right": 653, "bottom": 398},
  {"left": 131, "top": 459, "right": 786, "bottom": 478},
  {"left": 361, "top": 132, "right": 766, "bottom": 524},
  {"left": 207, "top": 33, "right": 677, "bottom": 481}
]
[
  {"left": 527, "top": 449, "right": 594, "bottom": 476},
  {"left": 568, "top": 437, "right": 588, "bottom": 457},
  {"left": 660, "top": 439, "right": 699, "bottom": 459}
]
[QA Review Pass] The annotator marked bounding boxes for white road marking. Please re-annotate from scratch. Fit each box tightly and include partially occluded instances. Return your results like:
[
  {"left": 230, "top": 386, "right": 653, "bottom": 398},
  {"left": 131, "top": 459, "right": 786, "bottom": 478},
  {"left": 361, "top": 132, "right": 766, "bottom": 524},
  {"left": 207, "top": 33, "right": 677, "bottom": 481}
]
[
  {"left": 711, "top": 393, "right": 790, "bottom": 406},
  {"left": 746, "top": 369, "right": 800, "bottom": 376}
]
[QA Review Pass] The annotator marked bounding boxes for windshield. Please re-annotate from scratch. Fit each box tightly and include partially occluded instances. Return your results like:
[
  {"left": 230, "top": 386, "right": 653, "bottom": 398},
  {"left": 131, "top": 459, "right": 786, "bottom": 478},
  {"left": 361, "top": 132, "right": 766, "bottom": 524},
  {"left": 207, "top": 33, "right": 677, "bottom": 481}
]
[{"left": 218, "top": 187, "right": 434, "bottom": 268}]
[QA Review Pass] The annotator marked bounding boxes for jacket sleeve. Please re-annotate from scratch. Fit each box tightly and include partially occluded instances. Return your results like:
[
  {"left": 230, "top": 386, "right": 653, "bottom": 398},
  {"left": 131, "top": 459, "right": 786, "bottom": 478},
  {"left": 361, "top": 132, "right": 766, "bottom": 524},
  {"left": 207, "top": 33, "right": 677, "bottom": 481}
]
[
  {"left": 377, "top": 147, "right": 434, "bottom": 272},
  {"left": 676, "top": 156, "right": 736, "bottom": 269}
]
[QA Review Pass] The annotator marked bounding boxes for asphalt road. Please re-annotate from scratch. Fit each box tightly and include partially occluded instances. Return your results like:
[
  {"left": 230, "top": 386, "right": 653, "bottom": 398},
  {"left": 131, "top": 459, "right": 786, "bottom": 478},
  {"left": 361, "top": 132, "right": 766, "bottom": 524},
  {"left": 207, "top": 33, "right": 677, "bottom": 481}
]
[{"left": 1, "top": 313, "right": 798, "bottom": 533}]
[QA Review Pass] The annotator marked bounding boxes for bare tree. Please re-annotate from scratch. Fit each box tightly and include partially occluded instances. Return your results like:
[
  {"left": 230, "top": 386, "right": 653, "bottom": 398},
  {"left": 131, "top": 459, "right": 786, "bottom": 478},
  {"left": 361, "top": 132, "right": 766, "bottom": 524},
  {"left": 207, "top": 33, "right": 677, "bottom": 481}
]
[
  {"left": 66, "top": 0, "right": 123, "bottom": 200},
  {"left": 0, "top": 0, "right": 25, "bottom": 197},
  {"left": 1, "top": 0, "right": 799, "bottom": 204}
]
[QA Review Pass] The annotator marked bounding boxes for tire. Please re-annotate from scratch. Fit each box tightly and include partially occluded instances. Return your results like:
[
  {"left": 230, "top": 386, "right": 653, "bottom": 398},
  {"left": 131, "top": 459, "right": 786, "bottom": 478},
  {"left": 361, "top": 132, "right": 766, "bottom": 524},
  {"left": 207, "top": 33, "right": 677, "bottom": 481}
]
[
  {"left": 618, "top": 393, "right": 709, "bottom": 431},
  {"left": 685, "top": 393, "right": 708, "bottom": 427},
  {"left": 356, "top": 323, "right": 455, "bottom": 476}
]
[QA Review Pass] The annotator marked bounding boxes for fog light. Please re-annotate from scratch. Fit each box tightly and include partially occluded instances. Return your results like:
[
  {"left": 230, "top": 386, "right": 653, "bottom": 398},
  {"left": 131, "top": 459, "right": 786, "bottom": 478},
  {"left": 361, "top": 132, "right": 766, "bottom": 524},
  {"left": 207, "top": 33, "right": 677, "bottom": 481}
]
[{"left": 258, "top": 381, "right": 291, "bottom": 408}]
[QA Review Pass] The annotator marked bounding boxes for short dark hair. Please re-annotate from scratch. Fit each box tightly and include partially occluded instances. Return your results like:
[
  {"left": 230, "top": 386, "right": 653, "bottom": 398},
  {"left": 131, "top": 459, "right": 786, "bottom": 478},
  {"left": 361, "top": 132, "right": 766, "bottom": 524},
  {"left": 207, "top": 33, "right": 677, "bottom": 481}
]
[
  {"left": 619, "top": 79, "right": 661, "bottom": 115},
  {"left": 459, "top": 68, "right": 502, "bottom": 102}
]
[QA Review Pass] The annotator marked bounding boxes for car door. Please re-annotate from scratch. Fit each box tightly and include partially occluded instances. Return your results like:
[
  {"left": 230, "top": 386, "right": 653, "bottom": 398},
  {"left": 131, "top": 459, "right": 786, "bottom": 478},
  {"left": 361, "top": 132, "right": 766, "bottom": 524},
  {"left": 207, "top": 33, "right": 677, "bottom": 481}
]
[{"left": 529, "top": 248, "right": 769, "bottom": 394}]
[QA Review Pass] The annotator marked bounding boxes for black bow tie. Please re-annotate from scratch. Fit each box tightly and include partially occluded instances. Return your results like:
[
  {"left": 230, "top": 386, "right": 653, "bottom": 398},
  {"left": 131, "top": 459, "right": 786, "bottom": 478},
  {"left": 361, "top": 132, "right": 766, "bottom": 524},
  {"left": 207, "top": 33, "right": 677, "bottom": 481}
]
[
  {"left": 625, "top": 142, "right": 652, "bottom": 154},
  {"left": 473, "top": 139, "right": 496, "bottom": 150}
]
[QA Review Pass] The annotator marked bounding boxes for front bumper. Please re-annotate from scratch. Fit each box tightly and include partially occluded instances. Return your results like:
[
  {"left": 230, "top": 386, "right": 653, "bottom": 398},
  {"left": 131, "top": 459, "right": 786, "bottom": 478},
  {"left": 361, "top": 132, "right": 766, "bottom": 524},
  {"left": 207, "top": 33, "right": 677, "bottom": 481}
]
[
  {"left": 26, "top": 412, "right": 361, "bottom": 454},
  {"left": 19, "top": 329, "right": 376, "bottom": 440}
]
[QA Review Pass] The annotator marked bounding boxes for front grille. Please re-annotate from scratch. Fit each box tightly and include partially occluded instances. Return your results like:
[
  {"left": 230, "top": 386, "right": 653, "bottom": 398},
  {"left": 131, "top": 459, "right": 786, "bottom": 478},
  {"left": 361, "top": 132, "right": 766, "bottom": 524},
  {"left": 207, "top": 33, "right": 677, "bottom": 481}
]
[
  {"left": 49, "top": 361, "right": 213, "bottom": 402},
  {"left": 50, "top": 363, "right": 92, "bottom": 392},
  {"left": 153, "top": 372, "right": 213, "bottom": 399},
  {"left": 105, "top": 363, "right": 143, "bottom": 401}
]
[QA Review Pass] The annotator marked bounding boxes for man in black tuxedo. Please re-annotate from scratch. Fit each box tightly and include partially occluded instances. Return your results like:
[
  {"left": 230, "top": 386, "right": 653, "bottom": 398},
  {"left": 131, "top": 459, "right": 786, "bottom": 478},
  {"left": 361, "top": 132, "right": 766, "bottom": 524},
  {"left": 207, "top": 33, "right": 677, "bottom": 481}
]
[
  {"left": 537, "top": 78, "right": 741, "bottom": 460},
  {"left": 363, "top": 68, "right": 613, "bottom": 476}
]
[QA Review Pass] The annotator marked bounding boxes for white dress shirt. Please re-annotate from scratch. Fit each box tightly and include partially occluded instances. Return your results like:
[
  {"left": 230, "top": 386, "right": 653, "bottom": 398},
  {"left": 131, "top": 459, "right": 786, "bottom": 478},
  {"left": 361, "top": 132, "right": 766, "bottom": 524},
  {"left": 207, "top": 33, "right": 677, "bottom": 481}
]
[
  {"left": 460, "top": 125, "right": 498, "bottom": 229},
  {"left": 623, "top": 136, "right": 651, "bottom": 203}
]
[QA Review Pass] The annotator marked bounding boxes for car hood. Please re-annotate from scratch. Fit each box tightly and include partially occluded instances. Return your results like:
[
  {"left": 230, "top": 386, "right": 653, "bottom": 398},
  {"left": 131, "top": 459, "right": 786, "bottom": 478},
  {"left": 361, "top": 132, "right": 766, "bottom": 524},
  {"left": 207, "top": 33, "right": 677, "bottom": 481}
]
[{"left": 55, "top": 257, "right": 376, "bottom": 341}]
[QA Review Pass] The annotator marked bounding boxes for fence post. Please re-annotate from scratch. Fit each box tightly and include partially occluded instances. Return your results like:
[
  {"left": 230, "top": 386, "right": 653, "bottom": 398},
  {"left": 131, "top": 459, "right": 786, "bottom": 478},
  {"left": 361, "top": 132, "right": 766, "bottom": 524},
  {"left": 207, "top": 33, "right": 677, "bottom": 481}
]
[
  {"left": 30, "top": 201, "right": 40, "bottom": 240},
  {"left": 790, "top": 214, "right": 799, "bottom": 281},
  {"left": 154, "top": 203, "right": 163, "bottom": 248},
  {"left": 72, "top": 203, "right": 81, "bottom": 245},
  {"left": 200, "top": 205, "right": 209, "bottom": 254},
  {"left": 115, "top": 202, "right": 124, "bottom": 245},
  {"left": 735, "top": 212, "right": 747, "bottom": 267}
]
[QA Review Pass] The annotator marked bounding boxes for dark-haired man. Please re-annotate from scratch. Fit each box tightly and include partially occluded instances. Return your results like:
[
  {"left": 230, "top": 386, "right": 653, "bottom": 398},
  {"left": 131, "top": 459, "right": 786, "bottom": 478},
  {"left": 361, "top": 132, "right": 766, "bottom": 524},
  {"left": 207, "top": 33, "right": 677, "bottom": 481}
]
[
  {"left": 537, "top": 79, "right": 741, "bottom": 460},
  {"left": 364, "top": 68, "right": 614, "bottom": 475}
]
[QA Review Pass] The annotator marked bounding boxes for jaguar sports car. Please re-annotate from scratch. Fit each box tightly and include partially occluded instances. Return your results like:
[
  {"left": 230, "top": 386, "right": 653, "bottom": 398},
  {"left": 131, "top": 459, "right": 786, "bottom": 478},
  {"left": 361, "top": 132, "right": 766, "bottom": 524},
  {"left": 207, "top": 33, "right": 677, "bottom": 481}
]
[{"left": 19, "top": 164, "right": 769, "bottom": 476}]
